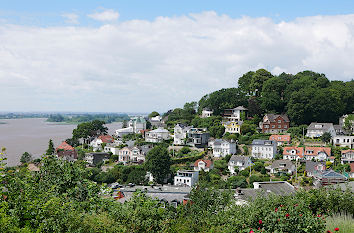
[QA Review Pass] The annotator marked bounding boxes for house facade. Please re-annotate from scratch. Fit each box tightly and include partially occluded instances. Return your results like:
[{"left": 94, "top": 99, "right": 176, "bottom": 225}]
[
  {"left": 269, "top": 160, "right": 295, "bottom": 174},
  {"left": 145, "top": 127, "right": 170, "bottom": 143},
  {"left": 223, "top": 106, "right": 247, "bottom": 121},
  {"left": 173, "top": 124, "right": 191, "bottom": 145},
  {"left": 283, "top": 146, "right": 304, "bottom": 160},
  {"left": 90, "top": 135, "right": 114, "bottom": 151},
  {"left": 251, "top": 140, "right": 277, "bottom": 159},
  {"left": 174, "top": 170, "right": 199, "bottom": 187},
  {"left": 85, "top": 152, "right": 110, "bottom": 166},
  {"left": 209, "top": 139, "right": 237, "bottom": 158},
  {"left": 223, "top": 120, "right": 243, "bottom": 134},
  {"left": 305, "top": 161, "right": 326, "bottom": 177},
  {"left": 269, "top": 135, "right": 291, "bottom": 146},
  {"left": 306, "top": 123, "right": 336, "bottom": 138},
  {"left": 228, "top": 155, "right": 252, "bottom": 174},
  {"left": 313, "top": 170, "right": 347, "bottom": 187},
  {"left": 56, "top": 141, "right": 77, "bottom": 161},
  {"left": 201, "top": 109, "right": 213, "bottom": 118},
  {"left": 341, "top": 150, "right": 354, "bottom": 164},
  {"left": 192, "top": 159, "right": 214, "bottom": 172},
  {"left": 333, "top": 135, "right": 354, "bottom": 149},
  {"left": 259, "top": 114, "right": 290, "bottom": 133},
  {"left": 129, "top": 116, "right": 147, "bottom": 134},
  {"left": 186, "top": 128, "right": 209, "bottom": 148},
  {"left": 304, "top": 147, "right": 331, "bottom": 161}
]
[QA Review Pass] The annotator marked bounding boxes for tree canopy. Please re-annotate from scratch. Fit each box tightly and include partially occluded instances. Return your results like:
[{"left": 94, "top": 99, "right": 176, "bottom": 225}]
[{"left": 145, "top": 145, "right": 171, "bottom": 184}]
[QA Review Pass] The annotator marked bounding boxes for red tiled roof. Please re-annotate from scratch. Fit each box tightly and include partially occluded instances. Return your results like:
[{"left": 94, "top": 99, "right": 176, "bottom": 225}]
[
  {"left": 56, "top": 141, "right": 74, "bottom": 151},
  {"left": 283, "top": 147, "right": 304, "bottom": 156},
  {"left": 304, "top": 147, "right": 331, "bottom": 156},
  {"left": 269, "top": 135, "right": 291, "bottom": 142},
  {"left": 350, "top": 163, "right": 354, "bottom": 173},
  {"left": 98, "top": 135, "right": 113, "bottom": 143},
  {"left": 194, "top": 159, "right": 213, "bottom": 168},
  {"left": 341, "top": 149, "right": 354, "bottom": 155}
]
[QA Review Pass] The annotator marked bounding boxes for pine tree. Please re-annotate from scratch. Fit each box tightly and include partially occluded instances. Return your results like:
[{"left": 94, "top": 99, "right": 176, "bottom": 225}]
[{"left": 46, "top": 139, "right": 55, "bottom": 155}]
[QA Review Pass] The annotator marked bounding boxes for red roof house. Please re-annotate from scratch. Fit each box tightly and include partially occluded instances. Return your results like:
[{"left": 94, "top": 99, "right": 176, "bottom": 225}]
[
  {"left": 193, "top": 159, "right": 214, "bottom": 172},
  {"left": 56, "top": 141, "right": 77, "bottom": 161},
  {"left": 283, "top": 147, "right": 304, "bottom": 160},
  {"left": 98, "top": 135, "right": 114, "bottom": 143},
  {"left": 269, "top": 135, "right": 291, "bottom": 145}
]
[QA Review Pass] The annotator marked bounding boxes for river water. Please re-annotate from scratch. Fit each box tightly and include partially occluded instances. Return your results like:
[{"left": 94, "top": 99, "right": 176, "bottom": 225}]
[{"left": 0, "top": 118, "right": 122, "bottom": 166}]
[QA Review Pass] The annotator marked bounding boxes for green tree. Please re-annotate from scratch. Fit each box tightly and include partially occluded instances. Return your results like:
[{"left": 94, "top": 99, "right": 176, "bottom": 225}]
[
  {"left": 249, "top": 69, "right": 273, "bottom": 96},
  {"left": 320, "top": 132, "right": 332, "bottom": 143},
  {"left": 72, "top": 120, "right": 108, "bottom": 140},
  {"left": 20, "top": 152, "right": 32, "bottom": 164},
  {"left": 46, "top": 139, "right": 55, "bottom": 155},
  {"left": 148, "top": 111, "right": 160, "bottom": 118},
  {"left": 145, "top": 145, "right": 171, "bottom": 184}
]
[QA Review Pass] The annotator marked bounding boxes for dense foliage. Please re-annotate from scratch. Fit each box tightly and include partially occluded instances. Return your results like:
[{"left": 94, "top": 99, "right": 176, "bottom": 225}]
[{"left": 0, "top": 155, "right": 352, "bottom": 233}]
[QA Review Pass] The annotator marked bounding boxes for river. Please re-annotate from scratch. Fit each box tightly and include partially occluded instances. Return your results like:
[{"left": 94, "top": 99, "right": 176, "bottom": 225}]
[{"left": 0, "top": 118, "right": 122, "bottom": 166}]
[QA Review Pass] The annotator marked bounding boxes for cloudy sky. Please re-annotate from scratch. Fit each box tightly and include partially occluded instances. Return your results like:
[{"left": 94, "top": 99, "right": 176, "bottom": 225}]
[{"left": 1, "top": 0, "right": 354, "bottom": 113}]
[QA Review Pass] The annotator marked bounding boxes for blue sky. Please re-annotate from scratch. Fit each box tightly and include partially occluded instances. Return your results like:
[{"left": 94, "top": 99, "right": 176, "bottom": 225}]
[
  {"left": 0, "top": 1, "right": 354, "bottom": 112},
  {"left": 1, "top": 0, "right": 354, "bottom": 25}
]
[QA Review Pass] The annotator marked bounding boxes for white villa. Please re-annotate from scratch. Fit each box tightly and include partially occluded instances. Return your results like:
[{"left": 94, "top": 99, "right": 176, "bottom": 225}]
[
  {"left": 251, "top": 140, "right": 277, "bottom": 159},
  {"left": 306, "top": 123, "right": 336, "bottom": 138},
  {"left": 173, "top": 123, "right": 191, "bottom": 145},
  {"left": 174, "top": 170, "right": 199, "bottom": 187},
  {"left": 201, "top": 109, "right": 213, "bottom": 118},
  {"left": 145, "top": 127, "right": 170, "bottom": 143},
  {"left": 228, "top": 155, "right": 252, "bottom": 174},
  {"left": 333, "top": 135, "right": 354, "bottom": 149},
  {"left": 209, "top": 139, "right": 237, "bottom": 158}
]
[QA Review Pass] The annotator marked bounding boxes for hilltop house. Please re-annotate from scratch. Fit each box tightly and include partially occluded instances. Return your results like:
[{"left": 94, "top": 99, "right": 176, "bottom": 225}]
[
  {"left": 306, "top": 123, "right": 336, "bottom": 138},
  {"left": 223, "top": 120, "right": 243, "bottom": 134},
  {"left": 304, "top": 147, "right": 331, "bottom": 161},
  {"left": 145, "top": 127, "right": 170, "bottom": 143},
  {"left": 173, "top": 123, "right": 191, "bottom": 145},
  {"left": 129, "top": 117, "right": 147, "bottom": 134},
  {"left": 201, "top": 109, "right": 213, "bottom": 118},
  {"left": 90, "top": 135, "right": 114, "bottom": 151},
  {"left": 228, "top": 155, "right": 252, "bottom": 174},
  {"left": 192, "top": 159, "right": 214, "bottom": 172},
  {"left": 186, "top": 128, "right": 209, "bottom": 148},
  {"left": 85, "top": 152, "right": 110, "bottom": 166},
  {"left": 209, "top": 139, "right": 237, "bottom": 158},
  {"left": 149, "top": 115, "right": 163, "bottom": 128},
  {"left": 333, "top": 135, "right": 354, "bottom": 149},
  {"left": 341, "top": 150, "right": 354, "bottom": 164},
  {"left": 115, "top": 126, "right": 134, "bottom": 138},
  {"left": 251, "top": 140, "right": 277, "bottom": 159},
  {"left": 283, "top": 146, "right": 304, "bottom": 160},
  {"left": 174, "top": 170, "right": 199, "bottom": 187},
  {"left": 305, "top": 161, "right": 326, "bottom": 177},
  {"left": 259, "top": 114, "right": 290, "bottom": 134},
  {"left": 223, "top": 106, "right": 247, "bottom": 121},
  {"left": 269, "top": 160, "right": 296, "bottom": 175},
  {"left": 56, "top": 141, "right": 77, "bottom": 161},
  {"left": 118, "top": 145, "right": 152, "bottom": 164},
  {"left": 269, "top": 135, "right": 291, "bottom": 146}
]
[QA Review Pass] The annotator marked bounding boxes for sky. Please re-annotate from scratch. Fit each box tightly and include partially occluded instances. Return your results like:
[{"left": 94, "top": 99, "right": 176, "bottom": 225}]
[{"left": 1, "top": 1, "right": 354, "bottom": 113}]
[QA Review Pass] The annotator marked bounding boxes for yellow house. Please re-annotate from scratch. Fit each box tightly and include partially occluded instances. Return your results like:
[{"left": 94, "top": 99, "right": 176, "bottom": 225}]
[{"left": 223, "top": 121, "right": 242, "bottom": 134}]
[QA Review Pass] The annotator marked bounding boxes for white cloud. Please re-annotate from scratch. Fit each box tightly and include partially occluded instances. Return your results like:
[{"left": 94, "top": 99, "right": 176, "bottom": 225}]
[
  {"left": 88, "top": 9, "right": 119, "bottom": 22},
  {"left": 0, "top": 12, "right": 354, "bottom": 112},
  {"left": 62, "top": 13, "right": 79, "bottom": 24}
]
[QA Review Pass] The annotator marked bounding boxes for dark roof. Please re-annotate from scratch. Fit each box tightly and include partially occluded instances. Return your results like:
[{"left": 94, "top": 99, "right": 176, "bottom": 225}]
[
  {"left": 229, "top": 155, "right": 251, "bottom": 163},
  {"left": 305, "top": 161, "right": 326, "bottom": 173},
  {"left": 316, "top": 170, "right": 347, "bottom": 179},
  {"left": 271, "top": 160, "right": 294, "bottom": 170},
  {"left": 264, "top": 114, "right": 290, "bottom": 123},
  {"left": 307, "top": 122, "right": 334, "bottom": 131}
]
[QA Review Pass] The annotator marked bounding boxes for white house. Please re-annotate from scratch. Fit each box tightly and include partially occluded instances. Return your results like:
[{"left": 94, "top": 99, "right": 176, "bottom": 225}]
[
  {"left": 173, "top": 124, "right": 191, "bottom": 145},
  {"left": 129, "top": 116, "right": 146, "bottom": 133},
  {"left": 341, "top": 150, "right": 354, "bottom": 164},
  {"left": 333, "top": 135, "right": 354, "bottom": 149},
  {"left": 201, "top": 109, "right": 213, "bottom": 118},
  {"left": 192, "top": 159, "right": 214, "bottom": 172},
  {"left": 223, "top": 106, "right": 247, "bottom": 121},
  {"left": 209, "top": 139, "right": 237, "bottom": 158},
  {"left": 251, "top": 140, "right": 277, "bottom": 159},
  {"left": 306, "top": 123, "right": 336, "bottom": 138},
  {"left": 228, "top": 155, "right": 252, "bottom": 174},
  {"left": 115, "top": 127, "right": 134, "bottom": 138},
  {"left": 174, "top": 170, "right": 199, "bottom": 187},
  {"left": 90, "top": 135, "right": 114, "bottom": 151},
  {"left": 145, "top": 127, "right": 170, "bottom": 143}
]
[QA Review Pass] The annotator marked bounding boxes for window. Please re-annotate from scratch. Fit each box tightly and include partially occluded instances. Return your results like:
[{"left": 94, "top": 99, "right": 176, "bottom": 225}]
[
  {"left": 278, "top": 120, "right": 281, "bottom": 123},
  {"left": 284, "top": 125, "right": 287, "bottom": 128},
  {"left": 278, "top": 125, "right": 281, "bottom": 128},
  {"left": 272, "top": 125, "right": 275, "bottom": 128}
]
